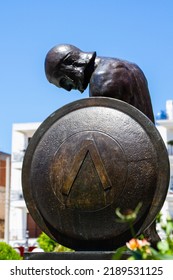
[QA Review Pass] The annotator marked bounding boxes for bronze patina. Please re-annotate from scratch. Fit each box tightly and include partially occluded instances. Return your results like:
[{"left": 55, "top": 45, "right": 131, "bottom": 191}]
[
  {"left": 44, "top": 44, "right": 164, "bottom": 247},
  {"left": 45, "top": 44, "right": 154, "bottom": 123},
  {"left": 22, "top": 45, "right": 170, "bottom": 252},
  {"left": 22, "top": 98, "right": 169, "bottom": 250}
]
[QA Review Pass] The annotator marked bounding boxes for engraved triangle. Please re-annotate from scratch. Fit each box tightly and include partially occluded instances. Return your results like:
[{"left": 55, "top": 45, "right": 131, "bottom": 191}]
[
  {"left": 62, "top": 139, "right": 112, "bottom": 196},
  {"left": 65, "top": 151, "right": 107, "bottom": 210}
]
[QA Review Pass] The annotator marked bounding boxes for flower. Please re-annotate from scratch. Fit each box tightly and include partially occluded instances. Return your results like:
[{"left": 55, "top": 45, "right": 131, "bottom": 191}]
[
  {"left": 126, "top": 238, "right": 150, "bottom": 251},
  {"left": 126, "top": 238, "right": 139, "bottom": 251},
  {"left": 138, "top": 239, "right": 150, "bottom": 248}
]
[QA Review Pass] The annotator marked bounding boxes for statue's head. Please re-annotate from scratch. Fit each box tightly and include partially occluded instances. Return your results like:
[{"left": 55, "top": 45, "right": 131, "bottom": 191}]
[{"left": 45, "top": 44, "right": 96, "bottom": 93}]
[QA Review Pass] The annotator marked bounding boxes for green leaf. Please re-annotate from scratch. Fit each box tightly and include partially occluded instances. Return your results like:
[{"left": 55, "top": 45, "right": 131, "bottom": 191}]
[
  {"left": 166, "top": 219, "right": 173, "bottom": 235},
  {"left": 131, "top": 250, "right": 143, "bottom": 260},
  {"left": 150, "top": 248, "right": 173, "bottom": 260},
  {"left": 112, "top": 246, "right": 127, "bottom": 260},
  {"left": 157, "top": 240, "right": 169, "bottom": 253}
]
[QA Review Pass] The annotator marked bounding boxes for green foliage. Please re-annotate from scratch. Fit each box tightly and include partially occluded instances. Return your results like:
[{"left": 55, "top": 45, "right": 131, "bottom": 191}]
[
  {"left": 113, "top": 206, "right": 173, "bottom": 260},
  {"left": 0, "top": 242, "right": 22, "bottom": 260},
  {"left": 37, "top": 232, "right": 57, "bottom": 252},
  {"left": 157, "top": 216, "right": 173, "bottom": 256},
  {"left": 37, "top": 232, "right": 73, "bottom": 252},
  {"left": 54, "top": 244, "right": 74, "bottom": 252}
]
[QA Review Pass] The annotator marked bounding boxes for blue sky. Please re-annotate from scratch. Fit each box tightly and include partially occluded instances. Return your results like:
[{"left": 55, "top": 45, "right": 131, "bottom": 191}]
[{"left": 0, "top": 0, "right": 173, "bottom": 153}]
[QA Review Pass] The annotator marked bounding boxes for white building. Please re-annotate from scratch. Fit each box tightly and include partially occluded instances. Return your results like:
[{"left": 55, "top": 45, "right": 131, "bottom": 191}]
[
  {"left": 9, "top": 101, "right": 173, "bottom": 243},
  {"left": 0, "top": 151, "right": 10, "bottom": 241},
  {"left": 156, "top": 100, "right": 173, "bottom": 219},
  {"left": 9, "top": 122, "right": 41, "bottom": 244}
]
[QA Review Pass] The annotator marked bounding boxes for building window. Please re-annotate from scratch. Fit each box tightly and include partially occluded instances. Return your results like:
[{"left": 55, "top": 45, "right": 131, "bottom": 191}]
[
  {"left": 28, "top": 137, "right": 32, "bottom": 144},
  {"left": 0, "top": 219, "right": 4, "bottom": 239},
  {"left": 27, "top": 213, "right": 42, "bottom": 238},
  {"left": 170, "top": 176, "right": 173, "bottom": 193},
  {"left": 0, "top": 160, "right": 6, "bottom": 187},
  {"left": 167, "top": 140, "right": 173, "bottom": 155}
]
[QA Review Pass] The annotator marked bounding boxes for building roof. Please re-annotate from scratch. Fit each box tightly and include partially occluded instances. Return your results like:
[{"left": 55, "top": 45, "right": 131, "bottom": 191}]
[{"left": 0, "top": 151, "right": 11, "bottom": 157}]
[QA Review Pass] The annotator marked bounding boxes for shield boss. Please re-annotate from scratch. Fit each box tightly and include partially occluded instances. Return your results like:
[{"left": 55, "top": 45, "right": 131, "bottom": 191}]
[{"left": 22, "top": 97, "right": 169, "bottom": 250}]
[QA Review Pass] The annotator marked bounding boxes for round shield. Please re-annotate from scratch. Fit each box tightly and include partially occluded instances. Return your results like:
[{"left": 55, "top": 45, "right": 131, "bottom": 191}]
[{"left": 22, "top": 97, "right": 169, "bottom": 250}]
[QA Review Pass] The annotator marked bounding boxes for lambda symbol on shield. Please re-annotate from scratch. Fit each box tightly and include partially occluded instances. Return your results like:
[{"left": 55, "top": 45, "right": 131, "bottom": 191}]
[
  {"left": 50, "top": 131, "right": 127, "bottom": 212},
  {"left": 62, "top": 138, "right": 112, "bottom": 195}
]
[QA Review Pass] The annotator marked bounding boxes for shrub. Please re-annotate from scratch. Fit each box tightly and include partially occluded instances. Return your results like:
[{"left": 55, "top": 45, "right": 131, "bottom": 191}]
[
  {"left": 0, "top": 242, "right": 22, "bottom": 260},
  {"left": 37, "top": 232, "right": 73, "bottom": 252},
  {"left": 37, "top": 232, "right": 57, "bottom": 252}
]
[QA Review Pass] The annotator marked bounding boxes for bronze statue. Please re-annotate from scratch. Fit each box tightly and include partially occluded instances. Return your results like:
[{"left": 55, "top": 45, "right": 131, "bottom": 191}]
[
  {"left": 21, "top": 45, "right": 170, "bottom": 256},
  {"left": 44, "top": 45, "right": 161, "bottom": 247},
  {"left": 45, "top": 44, "right": 154, "bottom": 123}
]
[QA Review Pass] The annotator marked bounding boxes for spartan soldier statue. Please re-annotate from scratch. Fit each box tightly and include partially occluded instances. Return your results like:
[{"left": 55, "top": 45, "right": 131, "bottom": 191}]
[{"left": 45, "top": 44, "right": 159, "bottom": 246}]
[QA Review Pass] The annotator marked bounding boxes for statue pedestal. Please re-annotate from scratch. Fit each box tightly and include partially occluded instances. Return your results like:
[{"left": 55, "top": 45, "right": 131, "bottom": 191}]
[{"left": 24, "top": 251, "right": 130, "bottom": 260}]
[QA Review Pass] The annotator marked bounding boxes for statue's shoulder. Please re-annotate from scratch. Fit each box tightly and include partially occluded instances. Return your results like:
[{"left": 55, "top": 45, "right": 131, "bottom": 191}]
[
  {"left": 89, "top": 57, "right": 148, "bottom": 98},
  {"left": 93, "top": 57, "right": 143, "bottom": 77}
]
